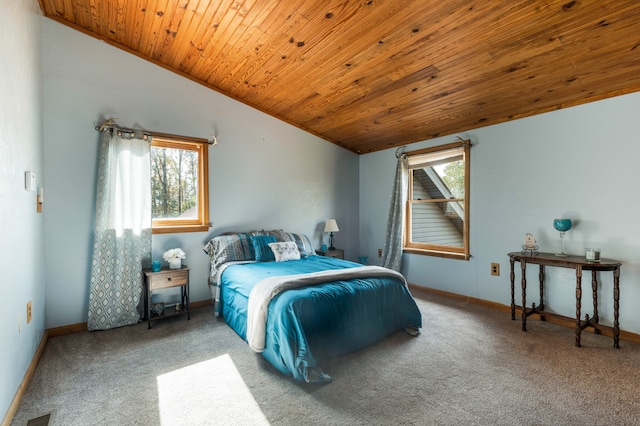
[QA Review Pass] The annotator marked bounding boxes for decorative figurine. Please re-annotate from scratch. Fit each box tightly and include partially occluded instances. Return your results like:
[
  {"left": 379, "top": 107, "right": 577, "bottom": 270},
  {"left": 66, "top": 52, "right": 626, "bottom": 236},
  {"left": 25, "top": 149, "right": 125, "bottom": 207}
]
[{"left": 521, "top": 233, "right": 539, "bottom": 255}]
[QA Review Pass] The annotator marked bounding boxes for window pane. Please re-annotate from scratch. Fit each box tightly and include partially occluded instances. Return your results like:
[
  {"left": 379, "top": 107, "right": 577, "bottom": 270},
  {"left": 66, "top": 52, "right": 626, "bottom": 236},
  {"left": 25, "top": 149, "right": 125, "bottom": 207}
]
[
  {"left": 410, "top": 201, "right": 464, "bottom": 247},
  {"left": 437, "top": 159, "right": 465, "bottom": 198},
  {"left": 151, "top": 146, "right": 199, "bottom": 220},
  {"left": 412, "top": 160, "right": 464, "bottom": 201}
]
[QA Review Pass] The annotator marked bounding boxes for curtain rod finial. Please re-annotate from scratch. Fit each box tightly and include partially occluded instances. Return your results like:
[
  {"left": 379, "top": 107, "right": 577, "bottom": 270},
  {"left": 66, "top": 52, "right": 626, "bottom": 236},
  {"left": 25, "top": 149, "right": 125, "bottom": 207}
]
[
  {"left": 208, "top": 134, "right": 219, "bottom": 146},
  {"left": 96, "top": 118, "right": 118, "bottom": 132},
  {"left": 455, "top": 136, "right": 472, "bottom": 147}
]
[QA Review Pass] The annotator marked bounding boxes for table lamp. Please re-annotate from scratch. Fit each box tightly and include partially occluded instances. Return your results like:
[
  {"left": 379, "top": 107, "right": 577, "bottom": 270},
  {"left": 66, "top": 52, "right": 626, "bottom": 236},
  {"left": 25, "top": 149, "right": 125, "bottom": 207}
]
[{"left": 324, "top": 219, "right": 339, "bottom": 250}]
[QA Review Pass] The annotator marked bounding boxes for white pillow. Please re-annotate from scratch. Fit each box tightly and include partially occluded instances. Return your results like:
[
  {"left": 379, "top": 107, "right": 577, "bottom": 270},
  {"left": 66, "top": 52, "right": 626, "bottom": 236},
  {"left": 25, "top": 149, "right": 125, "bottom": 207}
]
[{"left": 269, "top": 241, "right": 301, "bottom": 262}]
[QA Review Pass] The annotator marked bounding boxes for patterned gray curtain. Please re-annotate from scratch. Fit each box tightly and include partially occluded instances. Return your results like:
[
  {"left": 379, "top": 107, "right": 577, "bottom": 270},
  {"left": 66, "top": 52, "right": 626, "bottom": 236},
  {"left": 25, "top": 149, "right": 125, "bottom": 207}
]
[
  {"left": 87, "top": 127, "right": 152, "bottom": 331},
  {"left": 382, "top": 153, "right": 408, "bottom": 271}
]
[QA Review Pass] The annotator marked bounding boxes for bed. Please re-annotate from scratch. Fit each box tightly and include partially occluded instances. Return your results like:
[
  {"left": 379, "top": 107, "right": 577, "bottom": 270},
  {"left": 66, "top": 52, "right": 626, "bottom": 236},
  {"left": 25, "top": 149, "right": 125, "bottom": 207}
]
[{"left": 204, "top": 230, "right": 422, "bottom": 383}]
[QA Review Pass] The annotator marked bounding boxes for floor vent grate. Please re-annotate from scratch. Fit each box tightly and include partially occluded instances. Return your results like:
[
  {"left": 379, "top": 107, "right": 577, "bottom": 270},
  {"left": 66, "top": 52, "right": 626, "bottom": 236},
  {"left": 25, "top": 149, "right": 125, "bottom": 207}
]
[{"left": 26, "top": 412, "right": 52, "bottom": 426}]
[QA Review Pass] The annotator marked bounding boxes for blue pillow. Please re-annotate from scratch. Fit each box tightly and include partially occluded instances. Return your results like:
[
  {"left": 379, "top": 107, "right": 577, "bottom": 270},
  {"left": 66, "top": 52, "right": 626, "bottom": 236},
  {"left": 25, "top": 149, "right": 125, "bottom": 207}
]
[{"left": 251, "top": 235, "right": 277, "bottom": 262}]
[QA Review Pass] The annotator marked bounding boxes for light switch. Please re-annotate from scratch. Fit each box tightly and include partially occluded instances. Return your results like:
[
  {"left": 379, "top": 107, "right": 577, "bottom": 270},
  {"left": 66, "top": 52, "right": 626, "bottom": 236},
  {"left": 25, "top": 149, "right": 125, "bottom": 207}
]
[{"left": 25, "top": 171, "right": 36, "bottom": 191}]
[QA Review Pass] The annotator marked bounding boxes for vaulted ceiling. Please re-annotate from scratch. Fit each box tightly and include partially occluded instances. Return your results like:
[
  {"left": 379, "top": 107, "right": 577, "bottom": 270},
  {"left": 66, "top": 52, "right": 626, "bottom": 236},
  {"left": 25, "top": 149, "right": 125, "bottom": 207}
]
[{"left": 38, "top": 0, "right": 640, "bottom": 154}]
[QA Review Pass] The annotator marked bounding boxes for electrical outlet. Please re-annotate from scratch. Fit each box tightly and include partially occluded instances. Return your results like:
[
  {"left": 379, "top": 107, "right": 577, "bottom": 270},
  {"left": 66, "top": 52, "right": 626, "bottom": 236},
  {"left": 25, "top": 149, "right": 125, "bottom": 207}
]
[
  {"left": 491, "top": 263, "right": 500, "bottom": 276},
  {"left": 27, "top": 301, "right": 32, "bottom": 324}
]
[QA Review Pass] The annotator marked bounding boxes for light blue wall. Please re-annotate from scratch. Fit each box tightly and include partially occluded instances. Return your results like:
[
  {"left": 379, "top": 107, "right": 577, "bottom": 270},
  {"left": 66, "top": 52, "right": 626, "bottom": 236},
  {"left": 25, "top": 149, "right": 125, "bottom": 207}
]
[
  {"left": 0, "top": 0, "right": 45, "bottom": 421},
  {"left": 42, "top": 19, "right": 359, "bottom": 329},
  {"left": 360, "top": 91, "right": 640, "bottom": 334}
]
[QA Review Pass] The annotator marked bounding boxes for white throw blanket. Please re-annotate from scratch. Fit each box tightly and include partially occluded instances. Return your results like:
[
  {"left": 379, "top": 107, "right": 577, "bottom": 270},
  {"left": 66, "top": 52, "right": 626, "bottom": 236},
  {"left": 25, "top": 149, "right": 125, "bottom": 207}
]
[{"left": 246, "top": 265, "right": 407, "bottom": 352}]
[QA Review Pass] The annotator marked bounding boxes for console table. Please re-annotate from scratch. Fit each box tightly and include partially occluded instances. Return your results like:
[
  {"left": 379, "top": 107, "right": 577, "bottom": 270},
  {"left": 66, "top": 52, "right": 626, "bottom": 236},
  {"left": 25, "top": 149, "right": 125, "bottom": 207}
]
[{"left": 508, "top": 252, "right": 621, "bottom": 348}]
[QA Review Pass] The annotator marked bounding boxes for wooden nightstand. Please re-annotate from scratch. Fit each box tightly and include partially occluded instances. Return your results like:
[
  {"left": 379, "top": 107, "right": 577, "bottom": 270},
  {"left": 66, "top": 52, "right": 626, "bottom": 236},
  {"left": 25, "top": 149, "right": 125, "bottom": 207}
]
[
  {"left": 143, "top": 265, "right": 190, "bottom": 329},
  {"left": 316, "top": 248, "right": 344, "bottom": 259}
]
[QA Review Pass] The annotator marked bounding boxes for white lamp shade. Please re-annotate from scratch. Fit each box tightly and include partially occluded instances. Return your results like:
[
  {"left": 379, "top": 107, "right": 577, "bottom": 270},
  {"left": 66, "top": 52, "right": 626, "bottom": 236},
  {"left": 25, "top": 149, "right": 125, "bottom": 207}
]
[{"left": 324, "top": 219, "right": 339, "bottom": 233}]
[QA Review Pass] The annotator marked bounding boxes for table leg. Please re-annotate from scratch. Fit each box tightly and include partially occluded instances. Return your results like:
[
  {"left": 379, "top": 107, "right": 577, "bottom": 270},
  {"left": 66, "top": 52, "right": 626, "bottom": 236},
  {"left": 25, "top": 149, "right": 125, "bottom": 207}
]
[
  {"left": 591, "top": 270, "right": 599, "bottom": 334},
  {"left": 539, "top": 265, "right": 545, "bottom": 321},
  {"left": 575, "top": 266, "right": 583, "bottom": 347},
  {"left": 147, "top": 281, "right": 152, "bottom": 330},
  {"left": 520, "top": 261, "right": 527, "bottom": 331},
  {"left": 185, "top": 281, "right": 191, "bottom": 321},
  {"left": 510, "top": 258, "right": 515, "bottom": 320},
  {"left": 613, "top": 266, "right": 620, "bottom": 348}
]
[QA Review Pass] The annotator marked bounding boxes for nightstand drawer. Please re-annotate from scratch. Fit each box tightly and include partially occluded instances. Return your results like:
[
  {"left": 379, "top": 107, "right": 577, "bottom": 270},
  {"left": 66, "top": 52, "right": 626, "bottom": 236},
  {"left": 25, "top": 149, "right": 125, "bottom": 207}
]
[{"left": 148, "top": 270, "right": 188, "bottom": 290}]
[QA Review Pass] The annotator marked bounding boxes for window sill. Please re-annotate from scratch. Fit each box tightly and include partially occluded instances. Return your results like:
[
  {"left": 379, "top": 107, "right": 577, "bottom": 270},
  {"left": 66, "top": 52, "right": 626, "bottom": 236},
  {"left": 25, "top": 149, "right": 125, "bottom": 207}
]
[
  {"left": 403, "top": 248, "right": 470, "bottom": 261},
  {"left": 152, "top": 224, "right": 211, "bottom": 234}
]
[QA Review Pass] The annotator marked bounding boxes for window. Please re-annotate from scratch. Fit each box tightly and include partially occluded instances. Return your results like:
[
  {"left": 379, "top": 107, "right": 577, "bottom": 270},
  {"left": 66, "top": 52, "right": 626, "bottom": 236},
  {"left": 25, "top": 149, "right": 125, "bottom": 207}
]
[
  {"left": 403, "top": 141, "right": 470, "bottom": 260},
  {"left": 150, "top": 136, "right": 210, "bottom": 234}
]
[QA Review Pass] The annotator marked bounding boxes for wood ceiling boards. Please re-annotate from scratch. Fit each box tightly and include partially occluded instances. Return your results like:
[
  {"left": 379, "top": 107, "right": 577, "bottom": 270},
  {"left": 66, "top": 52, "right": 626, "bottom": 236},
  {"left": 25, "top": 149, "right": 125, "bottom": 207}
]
[{"left": 39, "top": 0, "right": 640, "bottom": 154}]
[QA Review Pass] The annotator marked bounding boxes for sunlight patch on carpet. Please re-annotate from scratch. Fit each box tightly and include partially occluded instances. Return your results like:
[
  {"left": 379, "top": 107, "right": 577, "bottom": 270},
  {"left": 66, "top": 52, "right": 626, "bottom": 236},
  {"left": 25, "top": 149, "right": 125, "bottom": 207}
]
[{"left": 157, "top": 354, "right": 269, "bottom": 425}]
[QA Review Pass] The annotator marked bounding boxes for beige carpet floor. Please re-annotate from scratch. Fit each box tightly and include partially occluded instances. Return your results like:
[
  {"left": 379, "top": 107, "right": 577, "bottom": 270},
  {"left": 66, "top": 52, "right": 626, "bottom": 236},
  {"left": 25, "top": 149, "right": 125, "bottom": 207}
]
[{"left": 11, "top": 291, "right": 640, "bottom": 425}]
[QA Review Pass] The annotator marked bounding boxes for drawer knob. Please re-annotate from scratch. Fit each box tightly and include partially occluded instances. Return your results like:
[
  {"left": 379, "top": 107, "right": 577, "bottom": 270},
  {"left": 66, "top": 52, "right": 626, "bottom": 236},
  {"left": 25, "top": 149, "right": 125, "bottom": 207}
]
[{"left": 167, "top": 277, "right": 172, "bottom": 282}]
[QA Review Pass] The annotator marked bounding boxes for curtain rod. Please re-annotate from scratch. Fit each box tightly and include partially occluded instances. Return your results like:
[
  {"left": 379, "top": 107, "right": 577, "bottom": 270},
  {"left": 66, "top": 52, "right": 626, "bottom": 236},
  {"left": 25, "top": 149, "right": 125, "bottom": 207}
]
[{"left": 95, "top": 118, "right": 218, "bottom": 146}]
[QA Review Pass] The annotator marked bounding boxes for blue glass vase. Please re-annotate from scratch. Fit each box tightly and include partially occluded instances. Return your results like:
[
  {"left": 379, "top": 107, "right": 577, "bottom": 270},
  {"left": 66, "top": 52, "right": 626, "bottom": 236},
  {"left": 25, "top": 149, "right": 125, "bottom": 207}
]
[{"left": 553, "top": 219, "right": 572, "bottom": 256}]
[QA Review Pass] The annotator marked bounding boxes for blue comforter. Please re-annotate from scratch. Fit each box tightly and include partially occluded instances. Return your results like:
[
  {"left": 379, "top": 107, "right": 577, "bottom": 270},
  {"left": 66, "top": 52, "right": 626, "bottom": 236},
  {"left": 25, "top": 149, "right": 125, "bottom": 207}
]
[{"left": 220, "top": 256, "right": 422, "bottom": 383}]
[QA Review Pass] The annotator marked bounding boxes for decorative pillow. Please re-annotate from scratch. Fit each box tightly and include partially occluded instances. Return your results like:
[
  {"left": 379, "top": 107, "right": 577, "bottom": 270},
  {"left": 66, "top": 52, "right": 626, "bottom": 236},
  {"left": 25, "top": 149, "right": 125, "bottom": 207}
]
[
  {"left": 286, "top": 232, "right": 316, "bottom": 257},
  {"left": 264, "top": 229, "right": 288, "bottom": 241},
  {"left": 251, "top": 235, "right": 277, "bottom": 262},
  {"left": 203, "top": 233, "right": 255, "bottom": 271},
  {"left": 261, "top": 229, "right": 316, "bottom": 258},
  {"left": 269, "top": 241, "right": 301, "bottom": 262}
]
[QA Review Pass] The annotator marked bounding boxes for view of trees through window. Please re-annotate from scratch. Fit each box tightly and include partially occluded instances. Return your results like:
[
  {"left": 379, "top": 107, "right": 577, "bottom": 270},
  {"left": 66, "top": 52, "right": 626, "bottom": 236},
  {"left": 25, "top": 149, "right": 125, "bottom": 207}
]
[
  {"left": 439, "top": 160, "right": 464, "bottom": 198},
  {"left": 151, "top": 146, "right": 198, "bottom": 219}
]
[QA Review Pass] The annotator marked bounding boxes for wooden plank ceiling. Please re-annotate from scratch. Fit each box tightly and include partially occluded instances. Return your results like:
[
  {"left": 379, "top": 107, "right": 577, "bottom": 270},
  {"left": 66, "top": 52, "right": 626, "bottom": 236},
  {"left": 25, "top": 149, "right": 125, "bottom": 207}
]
[{"left": 39, "top": 0, "right": 640, "bottom": 154}]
